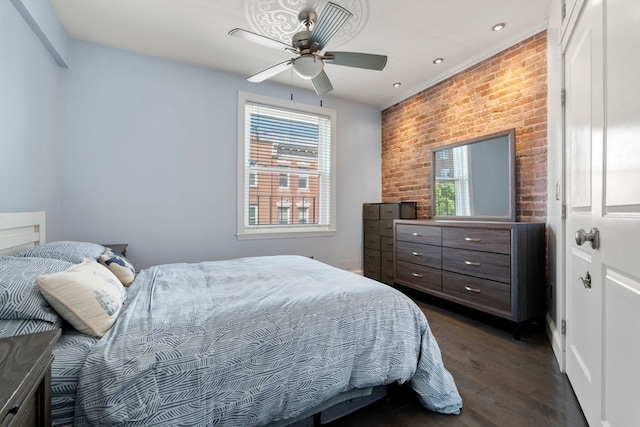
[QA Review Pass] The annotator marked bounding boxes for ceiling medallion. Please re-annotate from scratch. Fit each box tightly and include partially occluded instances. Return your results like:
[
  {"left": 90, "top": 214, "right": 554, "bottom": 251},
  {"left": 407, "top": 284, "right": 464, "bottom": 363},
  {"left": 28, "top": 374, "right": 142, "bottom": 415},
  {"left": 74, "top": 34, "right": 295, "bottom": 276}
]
[{"left": 244, "top": 0, "right": 369, "bottom": 48}]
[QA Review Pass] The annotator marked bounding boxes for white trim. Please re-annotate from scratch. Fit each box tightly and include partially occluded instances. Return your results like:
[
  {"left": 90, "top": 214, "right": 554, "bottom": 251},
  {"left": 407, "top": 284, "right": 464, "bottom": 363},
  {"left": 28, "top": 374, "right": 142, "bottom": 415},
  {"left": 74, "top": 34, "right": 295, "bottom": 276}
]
[{"left": 546, "top": 312, "right": 566, "bottom": 372}]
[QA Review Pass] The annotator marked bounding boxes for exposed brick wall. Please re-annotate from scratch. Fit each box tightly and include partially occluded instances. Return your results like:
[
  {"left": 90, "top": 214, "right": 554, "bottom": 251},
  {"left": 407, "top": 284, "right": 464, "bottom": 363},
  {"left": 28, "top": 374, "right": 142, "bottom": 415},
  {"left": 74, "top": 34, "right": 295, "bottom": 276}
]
[{"left": 381, "top": 31, "right": 547, "bottom": 223}]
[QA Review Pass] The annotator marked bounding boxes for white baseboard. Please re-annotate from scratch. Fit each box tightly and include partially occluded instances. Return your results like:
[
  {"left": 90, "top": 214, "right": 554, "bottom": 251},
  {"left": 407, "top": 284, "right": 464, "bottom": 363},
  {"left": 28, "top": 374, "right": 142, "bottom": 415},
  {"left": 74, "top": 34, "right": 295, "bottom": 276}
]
[{"left": 546, "top": 312, "right": 565, "bottom": 372}]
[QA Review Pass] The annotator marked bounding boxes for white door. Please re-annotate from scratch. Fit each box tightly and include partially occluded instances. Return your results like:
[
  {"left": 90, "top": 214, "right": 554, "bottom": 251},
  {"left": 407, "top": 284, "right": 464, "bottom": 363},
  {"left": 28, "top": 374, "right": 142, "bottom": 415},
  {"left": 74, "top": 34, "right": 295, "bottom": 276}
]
[{"left": 564, "top": 1, "right": 640, "bottom": 426}]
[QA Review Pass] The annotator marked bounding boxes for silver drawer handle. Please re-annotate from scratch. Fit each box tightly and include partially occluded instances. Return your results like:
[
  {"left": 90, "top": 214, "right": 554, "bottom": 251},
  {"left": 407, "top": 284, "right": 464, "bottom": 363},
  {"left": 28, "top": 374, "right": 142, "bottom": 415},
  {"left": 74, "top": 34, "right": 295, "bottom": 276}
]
[
  {"left": 384, "top": 210, "right": 394, "bottom": 214},
  {"left": 386, "top": 242, "right": 394, "bottom": 246},
  {"left": 464, "top": 286, "right": 481, "bottom": 293},
  {"left": 464, "top": 261, "right": 481, "bottom": 266},
  {"left": 412, "top": 251, "right": 423, "bottom": 256},
  {"left": 464, "top": 237, "right": 481, "bottom": 242},
  {"left": 412, "top": 232, "right": 423, "bottom": 237},
  {"left": 412, "top": 273, "right": 423, "bottom": 278}
]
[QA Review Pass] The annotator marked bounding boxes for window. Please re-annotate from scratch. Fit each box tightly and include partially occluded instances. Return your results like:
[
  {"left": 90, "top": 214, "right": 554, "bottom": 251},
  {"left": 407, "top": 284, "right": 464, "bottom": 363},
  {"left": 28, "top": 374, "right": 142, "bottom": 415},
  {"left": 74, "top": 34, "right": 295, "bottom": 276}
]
[
  {"left": 434, "top": 145, "right": 470, "bottom": 216},
  {"left": 237, "top": 92, "right": 336, "bottom": 239},
  {"left": 297, "top": 205, "right": 309, "bottom": 224},
  {"left": 248, "top": 205, "right": 258, "bottom": 225},
  {"left": 298, "top": 163, "right": 309, "bottom": 190},
  {"left": 278, "top": 163, "right": 290, "bottom": 188},
  {"left": 278, "top": 207, "right": 290, "bottom": 224},
  {"left": 249, "top": 160, "right": 258, "bottom": 187}
]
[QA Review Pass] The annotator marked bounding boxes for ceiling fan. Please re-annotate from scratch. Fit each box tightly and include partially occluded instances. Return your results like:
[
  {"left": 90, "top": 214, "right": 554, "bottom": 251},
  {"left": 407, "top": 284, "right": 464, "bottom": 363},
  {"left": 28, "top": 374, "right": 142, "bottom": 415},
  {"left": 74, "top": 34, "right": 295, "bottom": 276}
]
[{"left": 229, "top": 2, "right": 387, "bottom": 95}]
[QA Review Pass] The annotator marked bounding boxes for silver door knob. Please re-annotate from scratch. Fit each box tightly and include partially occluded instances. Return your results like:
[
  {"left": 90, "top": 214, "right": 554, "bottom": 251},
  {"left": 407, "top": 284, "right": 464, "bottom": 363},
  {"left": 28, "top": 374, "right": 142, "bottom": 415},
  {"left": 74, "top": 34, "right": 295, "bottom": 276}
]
[{"left": 575, "top": 227, "right": 600, "bottom": 249}]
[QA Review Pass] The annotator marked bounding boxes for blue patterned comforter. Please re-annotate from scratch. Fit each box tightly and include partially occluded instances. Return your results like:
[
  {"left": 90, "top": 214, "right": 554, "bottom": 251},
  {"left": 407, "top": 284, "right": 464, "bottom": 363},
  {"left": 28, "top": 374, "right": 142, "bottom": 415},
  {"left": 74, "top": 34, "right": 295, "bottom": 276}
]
[{"left": 74, "top": 255, "right": 462, "bottom": 425}]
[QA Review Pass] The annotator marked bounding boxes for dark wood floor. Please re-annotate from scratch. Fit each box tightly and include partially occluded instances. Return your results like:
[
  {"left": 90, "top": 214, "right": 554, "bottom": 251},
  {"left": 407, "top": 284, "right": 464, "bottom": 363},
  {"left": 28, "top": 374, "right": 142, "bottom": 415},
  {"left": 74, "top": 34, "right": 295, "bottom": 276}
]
[{"left": 327, "top": 290, "right": 588, "bottom": 427}]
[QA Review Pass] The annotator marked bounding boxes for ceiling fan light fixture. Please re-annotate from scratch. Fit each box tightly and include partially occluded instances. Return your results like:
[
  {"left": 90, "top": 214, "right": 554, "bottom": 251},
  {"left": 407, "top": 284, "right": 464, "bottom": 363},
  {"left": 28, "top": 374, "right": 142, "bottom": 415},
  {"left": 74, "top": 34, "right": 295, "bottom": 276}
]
[{"left": 293, "top": 55, "right": 324, "bottom": 79}]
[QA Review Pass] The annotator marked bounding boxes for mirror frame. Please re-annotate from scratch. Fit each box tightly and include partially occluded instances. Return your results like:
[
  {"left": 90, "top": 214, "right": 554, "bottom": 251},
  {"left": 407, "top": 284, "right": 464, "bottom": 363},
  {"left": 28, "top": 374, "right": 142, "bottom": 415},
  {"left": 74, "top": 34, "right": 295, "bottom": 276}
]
[{"left": 430, "top": 128, "right": 516, "bottom": 222}]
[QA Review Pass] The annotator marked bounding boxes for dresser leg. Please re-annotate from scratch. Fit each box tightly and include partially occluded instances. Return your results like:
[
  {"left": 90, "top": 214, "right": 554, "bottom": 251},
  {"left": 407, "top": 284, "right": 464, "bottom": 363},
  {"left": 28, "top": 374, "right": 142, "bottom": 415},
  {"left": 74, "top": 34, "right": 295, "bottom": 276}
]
[{"left": 513, "top": 322, "right": 522, "bottom": 340}]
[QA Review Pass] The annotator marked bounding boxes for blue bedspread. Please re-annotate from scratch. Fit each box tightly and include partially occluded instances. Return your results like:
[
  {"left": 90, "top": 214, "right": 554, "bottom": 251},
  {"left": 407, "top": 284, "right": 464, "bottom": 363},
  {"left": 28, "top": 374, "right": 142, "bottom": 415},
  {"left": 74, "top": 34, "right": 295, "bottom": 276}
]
[{"left": 74, "top": 255, "right": 462, "bottom": 425}]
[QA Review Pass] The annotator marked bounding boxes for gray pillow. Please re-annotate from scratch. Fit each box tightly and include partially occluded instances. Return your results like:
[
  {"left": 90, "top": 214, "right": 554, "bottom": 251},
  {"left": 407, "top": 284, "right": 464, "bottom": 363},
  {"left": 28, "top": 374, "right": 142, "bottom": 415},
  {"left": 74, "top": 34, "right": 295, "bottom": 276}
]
[
  {"left": 12, "top": 241, "right": 105, "bottom": 264},
  {"left": 0, "top": 255, "right": 71, "bottom": 323}
]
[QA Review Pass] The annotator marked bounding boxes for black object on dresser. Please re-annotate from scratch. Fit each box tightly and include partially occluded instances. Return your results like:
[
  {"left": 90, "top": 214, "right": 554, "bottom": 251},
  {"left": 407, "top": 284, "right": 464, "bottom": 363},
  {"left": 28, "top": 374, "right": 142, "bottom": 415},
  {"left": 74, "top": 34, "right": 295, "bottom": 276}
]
[
  {"left": 394, "top": 220, "right": 545, "bottom": 338},
  {"left": 363, "top": 202, "right": 416, "bottom": 285},
  {"left": 0, "top": 329, "right": 61, "bottom": 426}
]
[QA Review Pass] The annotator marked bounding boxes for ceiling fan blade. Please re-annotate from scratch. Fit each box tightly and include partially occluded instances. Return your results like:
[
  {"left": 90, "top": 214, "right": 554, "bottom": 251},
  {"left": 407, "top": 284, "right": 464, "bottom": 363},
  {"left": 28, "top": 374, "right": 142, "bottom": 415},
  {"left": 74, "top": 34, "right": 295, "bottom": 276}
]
[
  {"left": 229, "top": 28, "right": 296, "bottom": 54},
  {"left": 248, "top": 60, "right": 293, "bottom": 83},
  {"left": 309, "top": 2, "right": 352, "bottom": 50},
  {"left": 311, "top": 70, "right": 333, "bottom": 95},
  {"left": 324, "top": 52, "right": 388, "bottom": 70}
]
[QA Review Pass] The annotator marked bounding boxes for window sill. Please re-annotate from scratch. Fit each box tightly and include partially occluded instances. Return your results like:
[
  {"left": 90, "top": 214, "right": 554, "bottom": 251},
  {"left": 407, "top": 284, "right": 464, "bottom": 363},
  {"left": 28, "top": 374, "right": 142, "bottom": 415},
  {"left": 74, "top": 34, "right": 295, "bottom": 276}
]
[{"left": 236, "top": 228, "right": 337, "bottom": 240}]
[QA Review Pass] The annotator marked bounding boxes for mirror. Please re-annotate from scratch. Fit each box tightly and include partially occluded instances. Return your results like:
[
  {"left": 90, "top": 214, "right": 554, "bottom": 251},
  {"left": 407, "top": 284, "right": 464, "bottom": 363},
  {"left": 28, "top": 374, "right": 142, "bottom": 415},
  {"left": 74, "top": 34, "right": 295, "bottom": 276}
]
[{"left": 431, "top": 129, "right": 515, "bottom": 222}]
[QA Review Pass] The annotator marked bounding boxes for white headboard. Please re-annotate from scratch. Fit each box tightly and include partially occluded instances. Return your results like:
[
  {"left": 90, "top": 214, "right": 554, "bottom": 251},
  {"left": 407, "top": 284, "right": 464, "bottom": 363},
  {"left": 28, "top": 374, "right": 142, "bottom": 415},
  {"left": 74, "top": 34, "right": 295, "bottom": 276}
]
[{"left": 0, "top": 211, "right": 46, "bottom": 255}]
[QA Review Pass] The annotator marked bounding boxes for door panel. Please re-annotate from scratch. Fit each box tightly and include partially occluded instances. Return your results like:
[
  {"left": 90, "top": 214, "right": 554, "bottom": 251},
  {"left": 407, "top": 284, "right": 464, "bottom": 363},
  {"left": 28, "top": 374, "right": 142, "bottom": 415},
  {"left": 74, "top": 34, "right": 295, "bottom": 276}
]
[
  {"left": 564, "top": 2, "right": 602, "bottom": 424},
  {"left": 599, "top": 2, "right": 640, "bottom": 425},
  {"left": 603, "top": 268, "right": 640, "bottom": 426},
  {"left": 564, "top": 1, "right": 640, "bottom": 426}
]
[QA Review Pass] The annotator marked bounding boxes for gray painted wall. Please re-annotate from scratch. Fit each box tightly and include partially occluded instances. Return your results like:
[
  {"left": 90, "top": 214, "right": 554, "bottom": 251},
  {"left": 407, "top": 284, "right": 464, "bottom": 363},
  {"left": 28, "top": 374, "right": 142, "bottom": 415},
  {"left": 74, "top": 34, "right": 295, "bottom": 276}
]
[
  {"left": 0, "top": 0, "right": 63, "bottom": 239},
  {"left": 58, "top": 40, "right": 382, "bottom": 270}
]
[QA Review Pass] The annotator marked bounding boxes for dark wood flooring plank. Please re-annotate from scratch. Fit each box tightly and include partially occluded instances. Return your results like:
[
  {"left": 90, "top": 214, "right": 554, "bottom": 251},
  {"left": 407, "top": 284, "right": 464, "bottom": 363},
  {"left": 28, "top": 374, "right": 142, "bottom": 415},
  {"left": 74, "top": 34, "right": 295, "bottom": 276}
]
[{"left": 327, "top": 295, "right": 588, "bottom": 427}]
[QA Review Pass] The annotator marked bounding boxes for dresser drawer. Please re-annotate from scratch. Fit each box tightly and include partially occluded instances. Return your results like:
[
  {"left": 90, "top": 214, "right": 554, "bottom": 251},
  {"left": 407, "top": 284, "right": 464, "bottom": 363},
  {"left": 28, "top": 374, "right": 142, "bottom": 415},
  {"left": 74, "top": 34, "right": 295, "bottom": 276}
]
[
  {"left": 364, "top": 248, "right": 381, "bottom": 266},
  {"left": 380, "top": 268, "right": 395, "bottom": 285},
  {"left": 396, "top": 241, "right": 441, "bottom": 269},
  {"left": 442, "top": 271, "right": 511, "bottom": 314},
  {"left": 364, "top": 233, "right": 381, "bottom": 250},
  {"left": 364, "top": 263, "right": 381, "bottom": 281},
  {"left": 396, "top": 261, "right": 441, "bottom": 292},
  {"left": 379, "top": 203, "right": 400, "bottom": 219},
  {"left": 381, "top": 251, "right": 394, "bottom": 271},
  {"left": 442, "top": 227, "right": 511, "bottom": 254},
  {"left": 379, "top": 219, "right": 395, "bottom": 237},
  {"left": 442, "top": 247, "right": 511, "bottom": 283},
  {"left": 363, "top": 204, "right": 380, "bottom": 220},
  {"left": 364, "top": 220, "right": 379, "bottom": 235},
  {"left": 380, "top": 236, "right": 394, "bottom": 253},
  {"left": 395, "top": 224, "right": 441, "bottom": 245}
]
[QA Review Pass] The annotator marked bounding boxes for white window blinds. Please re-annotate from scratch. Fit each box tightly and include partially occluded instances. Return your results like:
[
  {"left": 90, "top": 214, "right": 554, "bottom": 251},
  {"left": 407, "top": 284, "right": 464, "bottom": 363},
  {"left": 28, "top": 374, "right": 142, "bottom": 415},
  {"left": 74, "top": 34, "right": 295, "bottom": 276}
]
[{"left": 237, "top": 93, "right": 336, "bottom": 238}]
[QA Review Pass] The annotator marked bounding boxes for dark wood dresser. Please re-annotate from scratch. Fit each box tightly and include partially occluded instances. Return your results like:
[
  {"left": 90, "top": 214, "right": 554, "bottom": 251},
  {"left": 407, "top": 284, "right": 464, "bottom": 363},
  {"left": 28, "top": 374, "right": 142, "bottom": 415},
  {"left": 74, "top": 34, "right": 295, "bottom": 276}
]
[
  {"left": 0, "top": 329, "right": 61, "bottom": 426},
  {"left": 363, "top": 202, "right": 416, "bottom": 284},
  {"left": 394, "top": 220, "right": 545, "bottom": 337}
]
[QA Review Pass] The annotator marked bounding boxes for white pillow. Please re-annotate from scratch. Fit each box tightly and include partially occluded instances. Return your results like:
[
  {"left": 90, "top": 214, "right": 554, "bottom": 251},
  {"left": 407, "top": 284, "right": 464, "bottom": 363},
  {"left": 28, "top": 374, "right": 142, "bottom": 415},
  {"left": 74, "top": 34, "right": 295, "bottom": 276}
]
[{"left": 36, "top": 260, "right": 126, "bottom": 337}]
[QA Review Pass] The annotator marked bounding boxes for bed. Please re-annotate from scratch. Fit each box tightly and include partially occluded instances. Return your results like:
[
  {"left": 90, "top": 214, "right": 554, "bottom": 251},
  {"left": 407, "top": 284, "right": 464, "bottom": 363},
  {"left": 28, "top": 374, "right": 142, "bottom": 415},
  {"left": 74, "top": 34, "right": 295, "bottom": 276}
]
[{"left": 0, "top": 211, "right": 462, "bottom": 426}]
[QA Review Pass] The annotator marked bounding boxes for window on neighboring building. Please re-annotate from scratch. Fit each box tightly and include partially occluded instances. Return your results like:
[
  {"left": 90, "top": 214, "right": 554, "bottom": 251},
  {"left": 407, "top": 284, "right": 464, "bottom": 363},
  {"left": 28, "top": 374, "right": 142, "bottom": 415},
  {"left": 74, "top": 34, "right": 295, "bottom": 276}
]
[
  {"left": 298, "top": 164, "right": 309, "bottom": 190},
  {"left": 237, "top": 92, "right": 336, "bottom": 239},
  {"left": 278, "top": 206, "right": 290, "bottom": 224},
  {"left": 249, "top": 160, "right": 258, "bottom": 187},
  {"left": 248, "top": 205, "right": 258, "bottom": 225},
  {"left": 278, "top": 163, "right": 290, "bottom": 189},
  {"left": 298, "top": 206, "right": 309, "bottom": 224}
]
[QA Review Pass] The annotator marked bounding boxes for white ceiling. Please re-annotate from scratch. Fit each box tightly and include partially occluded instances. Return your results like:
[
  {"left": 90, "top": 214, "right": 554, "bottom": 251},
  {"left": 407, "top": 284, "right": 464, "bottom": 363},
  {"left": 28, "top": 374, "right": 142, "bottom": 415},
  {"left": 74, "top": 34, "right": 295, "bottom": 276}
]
[{"left": 50, "top": 0, "right": 552, "bottom": 109}]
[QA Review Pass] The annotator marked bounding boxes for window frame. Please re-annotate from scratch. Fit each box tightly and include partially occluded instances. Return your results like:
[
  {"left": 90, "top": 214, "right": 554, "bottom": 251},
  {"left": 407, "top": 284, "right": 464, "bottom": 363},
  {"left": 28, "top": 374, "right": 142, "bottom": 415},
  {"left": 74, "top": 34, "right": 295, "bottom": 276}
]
[{"left": 236, "top": 92, "right": 337, "bottom": 239}]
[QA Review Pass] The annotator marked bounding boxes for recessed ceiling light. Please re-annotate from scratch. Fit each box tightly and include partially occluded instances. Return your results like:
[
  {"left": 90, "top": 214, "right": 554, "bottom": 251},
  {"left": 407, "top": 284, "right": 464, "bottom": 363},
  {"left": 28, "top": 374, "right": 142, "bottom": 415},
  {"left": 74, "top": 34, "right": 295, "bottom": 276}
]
[
  {"left": 433, "top": 58, "right": 444, "bottom": 64},
  {"left": 393, "top": 82, "right": 402, "bottom": 87},
  {"left": 492, "top": 23, "right": 506, "bottom": 31}
]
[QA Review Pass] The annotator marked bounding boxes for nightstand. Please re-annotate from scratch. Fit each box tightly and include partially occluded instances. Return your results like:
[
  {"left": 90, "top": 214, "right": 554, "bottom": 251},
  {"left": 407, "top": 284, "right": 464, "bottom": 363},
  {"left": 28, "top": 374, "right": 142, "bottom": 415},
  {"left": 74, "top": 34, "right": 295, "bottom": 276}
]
[
  {"left": 102, "top": 243, "right": 128, "bottom": 257},
  {"left": 0, "top": 329, "right": 61, "bottom": 426}
]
